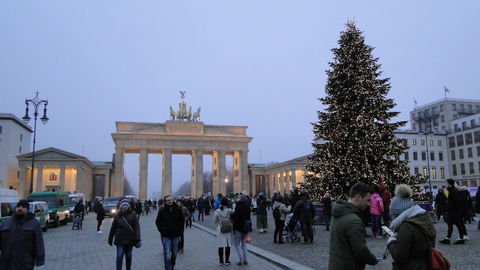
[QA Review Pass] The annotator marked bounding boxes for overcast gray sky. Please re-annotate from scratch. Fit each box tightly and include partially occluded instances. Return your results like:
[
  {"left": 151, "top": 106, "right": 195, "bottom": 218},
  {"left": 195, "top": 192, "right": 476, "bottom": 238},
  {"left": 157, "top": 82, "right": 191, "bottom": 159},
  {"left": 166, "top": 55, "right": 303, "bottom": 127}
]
[{"left": 1, "top": 1, "right": 479, "bottom": 197}]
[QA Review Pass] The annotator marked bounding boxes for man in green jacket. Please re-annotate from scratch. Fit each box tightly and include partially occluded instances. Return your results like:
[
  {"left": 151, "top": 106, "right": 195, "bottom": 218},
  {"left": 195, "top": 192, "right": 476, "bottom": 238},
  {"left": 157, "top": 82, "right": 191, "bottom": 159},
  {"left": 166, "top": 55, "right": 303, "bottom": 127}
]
[{"left": 328, "top": 182, "right": 378, "bottom": 270}]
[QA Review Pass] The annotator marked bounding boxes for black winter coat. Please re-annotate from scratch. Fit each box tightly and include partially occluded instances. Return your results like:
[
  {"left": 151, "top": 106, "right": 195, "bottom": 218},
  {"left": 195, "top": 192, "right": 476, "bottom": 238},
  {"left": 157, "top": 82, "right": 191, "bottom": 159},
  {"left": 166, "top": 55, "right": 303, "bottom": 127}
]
[
  {"left": 0, "top": 213, "right": 45, "bottom": 270},
  {"left": 232, "top": 201, "right": 251, "bottom": 233},
  {"left": 95, "top": 203, "right": 105, "bottom": 220},
  {"left": 155, "top": 204, "right": 184, "bottom": 238},
  {"left": 108, "top": 211, "right": 141, "bottom": 246}
]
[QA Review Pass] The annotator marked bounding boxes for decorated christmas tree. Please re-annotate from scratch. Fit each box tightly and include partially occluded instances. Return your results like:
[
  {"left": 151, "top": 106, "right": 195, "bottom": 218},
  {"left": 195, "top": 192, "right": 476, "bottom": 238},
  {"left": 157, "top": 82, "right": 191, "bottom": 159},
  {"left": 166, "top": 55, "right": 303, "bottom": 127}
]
[{"left": 302, "top": 21, "right": 423, "bottom": 201}]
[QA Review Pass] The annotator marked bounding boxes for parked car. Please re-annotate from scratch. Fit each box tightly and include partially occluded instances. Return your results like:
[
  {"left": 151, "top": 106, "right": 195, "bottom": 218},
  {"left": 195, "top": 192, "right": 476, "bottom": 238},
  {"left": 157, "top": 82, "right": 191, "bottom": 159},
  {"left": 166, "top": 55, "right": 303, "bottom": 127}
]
[
  {"left": 29, "top": 201, "right": 50, "bottom": 232},
  {"left": 103, "top": 197, "right": 122, "bottom": 217},
  {"left": 29, "top": 191, "right": 70, "bottom": 227},
  {"left": 0, "top": 189, "right": 18, "bottom": 224}
]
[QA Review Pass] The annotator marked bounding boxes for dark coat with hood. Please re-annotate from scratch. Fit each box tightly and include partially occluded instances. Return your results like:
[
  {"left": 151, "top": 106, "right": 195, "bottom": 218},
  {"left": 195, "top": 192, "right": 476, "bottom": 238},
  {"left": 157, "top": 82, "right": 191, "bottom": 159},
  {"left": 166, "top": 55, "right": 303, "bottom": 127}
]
[
  {"left": 108, "top": 210, "right": 141, "bottom": 246},
  {"left": 328, "top": 199, "right": 377, "bottom": 270},
  {"left": 387, "top": 206, "right": 436, "bottom": 270},
  {"left": 232, "top": 200, "right": 251, "bottom": 233},
  {"left": 0, "top": 213, "right": 45, "bottom": 270},
  {"left": 155, "top": 203, "right": 184, "bottom": 238}
]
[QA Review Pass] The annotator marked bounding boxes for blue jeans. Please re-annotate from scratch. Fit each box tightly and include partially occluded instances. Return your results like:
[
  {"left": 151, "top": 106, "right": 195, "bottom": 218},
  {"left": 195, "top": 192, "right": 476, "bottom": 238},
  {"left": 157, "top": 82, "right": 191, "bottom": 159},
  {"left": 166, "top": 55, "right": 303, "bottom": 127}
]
[
  {"left": 233, "top": 230, "right": 248, "bottom": 262},
  {"left": 161, "top": 236, "right": 179, "bottom": 270},
  {"left": 116, "top": 245, "right": 133, "bottom": 270}
]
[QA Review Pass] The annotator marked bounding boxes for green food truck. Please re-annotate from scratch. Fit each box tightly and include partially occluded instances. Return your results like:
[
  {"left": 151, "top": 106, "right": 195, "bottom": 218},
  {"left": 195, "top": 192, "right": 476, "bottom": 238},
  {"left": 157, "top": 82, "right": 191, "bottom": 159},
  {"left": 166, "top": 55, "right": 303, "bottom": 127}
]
[{"left": 29, "top": 191, "right": 70, "bottom": 227}]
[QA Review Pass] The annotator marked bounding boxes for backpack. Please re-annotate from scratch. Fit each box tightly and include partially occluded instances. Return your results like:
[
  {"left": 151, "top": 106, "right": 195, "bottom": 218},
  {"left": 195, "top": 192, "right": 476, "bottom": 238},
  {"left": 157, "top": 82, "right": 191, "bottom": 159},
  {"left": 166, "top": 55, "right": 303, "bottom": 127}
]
[
  {"left": 273, "top": 207, "right": 281, "bottom": 220},
  {"left": 428, "top": 248, "right": 451, "bottom": 270},
  {"left": 219, "top": 211, "right": 232, "bottom": 233}
]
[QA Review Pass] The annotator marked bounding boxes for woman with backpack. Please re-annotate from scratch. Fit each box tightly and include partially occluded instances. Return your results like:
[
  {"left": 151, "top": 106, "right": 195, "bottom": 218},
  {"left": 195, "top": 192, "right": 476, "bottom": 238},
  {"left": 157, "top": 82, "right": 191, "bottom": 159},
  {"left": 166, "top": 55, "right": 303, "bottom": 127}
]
[
  {"left": 272, "top": 196, "right": 291, "bottom": 244},
  {"left": 108, "top": 199, "right": 141, "bottom": 270},
  {"left": 214, "top": 197, "right": 234, "bottom": 266},
  {"left": 387, "top": 184, "right": 436, "bottom": 270}
]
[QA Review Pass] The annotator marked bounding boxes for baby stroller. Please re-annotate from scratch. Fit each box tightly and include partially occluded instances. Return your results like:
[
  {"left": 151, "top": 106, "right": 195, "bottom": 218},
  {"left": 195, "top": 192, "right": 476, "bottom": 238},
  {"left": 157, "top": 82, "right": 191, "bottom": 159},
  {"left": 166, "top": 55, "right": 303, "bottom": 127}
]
[
  {"left": 284, "top": 213, "right": 301, "bottom": 243},
  {"left": 72, "top": 213, "right": 83, "bottom": 230}
]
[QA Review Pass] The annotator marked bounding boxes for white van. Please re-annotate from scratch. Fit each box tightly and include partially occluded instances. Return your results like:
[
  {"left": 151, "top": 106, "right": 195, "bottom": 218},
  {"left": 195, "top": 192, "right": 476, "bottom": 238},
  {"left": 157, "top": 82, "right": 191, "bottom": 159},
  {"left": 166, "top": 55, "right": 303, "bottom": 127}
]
[
  {"left": 0, "top": 189, "right": 19, "bottom": 224},
  {"left": 29, "top": 201, "right": 50, "bottom": 231}
]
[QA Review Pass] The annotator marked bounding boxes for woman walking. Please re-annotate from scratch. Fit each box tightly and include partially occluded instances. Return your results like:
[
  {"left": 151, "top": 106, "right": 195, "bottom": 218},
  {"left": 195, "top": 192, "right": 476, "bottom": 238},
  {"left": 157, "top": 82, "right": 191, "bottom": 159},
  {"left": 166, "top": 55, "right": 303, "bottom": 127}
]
[
  {"left": 370, "top": 185, "right": 384, "bottom": 238},
  {"left": 272, "top": 196, "right": 290, "bottom": 243},
  {"left": 214, "top": 197, "right": 234, "bottom": 266},
  {"left": 321, "top": 193, "right": 332, "bottom": 231},
  {"left": 232, "top": 194, "right": 251, "bottom": 265},
  {"left": 108, "top": 199, "right": 141, "bottom": 270}
]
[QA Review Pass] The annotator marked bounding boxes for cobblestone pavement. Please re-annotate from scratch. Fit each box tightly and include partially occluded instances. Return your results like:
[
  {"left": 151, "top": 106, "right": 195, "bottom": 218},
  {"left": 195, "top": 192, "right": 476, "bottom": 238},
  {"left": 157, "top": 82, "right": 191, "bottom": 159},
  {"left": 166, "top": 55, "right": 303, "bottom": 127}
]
[
  {"left": 197, "top": 209, "right": 480, "bottom": 270},
  {"left": 41, "top": 211, "right": 281, "bottom": 270}
]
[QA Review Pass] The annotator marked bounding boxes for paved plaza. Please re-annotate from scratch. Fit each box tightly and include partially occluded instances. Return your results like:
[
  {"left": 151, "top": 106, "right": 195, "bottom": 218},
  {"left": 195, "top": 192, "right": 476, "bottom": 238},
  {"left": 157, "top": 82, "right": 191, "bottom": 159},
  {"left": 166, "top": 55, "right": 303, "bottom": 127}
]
[
  {"left": 40, "top": 208, "right": 480, "bottom": 270},
  {"left": 42, "top": 211, "right": 281, "bottom": 270},
  {"left": 197, "top": 209, "right": 480, "bottom": 270}
]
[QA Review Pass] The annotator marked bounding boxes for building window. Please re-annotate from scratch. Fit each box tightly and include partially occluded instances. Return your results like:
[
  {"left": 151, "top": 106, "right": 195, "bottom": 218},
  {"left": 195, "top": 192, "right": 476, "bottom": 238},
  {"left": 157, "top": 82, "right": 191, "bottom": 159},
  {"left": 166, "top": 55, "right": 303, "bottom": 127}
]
[
  {"left": 454, "top": 124, "right": 459, "bottom": 131},
  {"left": 430, "top": 152, "right": 435, "bottom": 161},
  {"left": 459, "top": 149, "right": 464, "bottom": 159},
  {"left": 452, "top": 104, "right": 457, "bottom": 111},
  {"left": 412, "top": 123, "right": 417, "bottom": 131},
  {"left": 439, "top": 152, "right": 444, "bottom": 161},
  {"left": 20, "top": 134, "right": 23, "bottom": 141},
  {"left": 430, "top": 167, "right": 436, "bottom": 179},
  {"left": 456, "top": 135, "right": 464, "bottom": 146},
  {"left": 0, "top": 126, "right": 2, "bottom": 134},
  {"left": 469, "top": 162, "right": 475, "bottom": 174},
  {"left": 462, "top": 121, "right": 467, "bottom": 130},
  {"left": 451, "top": 150, "right": 456, "bottom": 160},
  {"left": 440, "top": 104, "right": 444, "bottom": 112},
  {"left": 423, "top": 167, "right": 428, "bottom": 177},
  {"left": 468, "top": 104, "right": 473, "bottom": 112},
  {"left": 420, "top": 139, "right": 425, "bottom": 146},
  {"left": 475, "top": 131, "right": 480, "bottom": 143},
  {"left": 440, "top": 167, "right": 445, "bottom": 179},
  {"left": 460, "top": 163, "right": 466, "bottom": 175},
  {"left": 460, "top": 104, "right": 465, "bottom": 112},
  {"left": 429, "top": 140, "right": 434, "bottom": 146},
  {"left": 441, "top": 115, "right": 445, "bottom": 122},
  {"left": 413, "top": 151, "right": 418, "bottom": 160},
  {"left": 19, "top": 146, "right": 22, "bottom": 154},
  {"left": 414, "top": 167, "right": 419, "bottom": 174},
  {"left": 448, "top": 137, "right": 456, "bottom": 148},
  {"left": 465, "top": 133, "right": 473, "bottom": 144},
  {"left": 437, "top": 140, "right": 442, "bottom": 146},
  {"left": 412, "top": 139, "right": 417, "bottom": 145},
  {"left": 452, "top": 164, "right": 457, "bottom": 176},
  {"left": 476, "top": 105, "right": 480, "bottom": 113},
  {"left": 471, "top": 119, "right": 476, "bottom": 128},
  {"left": 477, "top": 146, "right": 480, "bottom": 157},
  {"left": 422, "top": 152, "right": 426, "bottom": 161},
  {"left": 468, "top": 147, "right": 473, "bottom": 158},
  {"left": 404, "top": 152, "right": 409, "bottom": 160}
]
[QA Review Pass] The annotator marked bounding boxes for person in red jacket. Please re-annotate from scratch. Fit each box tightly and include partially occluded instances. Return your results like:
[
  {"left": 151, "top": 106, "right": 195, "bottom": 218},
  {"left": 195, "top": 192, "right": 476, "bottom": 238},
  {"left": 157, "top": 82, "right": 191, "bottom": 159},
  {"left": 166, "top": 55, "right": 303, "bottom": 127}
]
[{"left": 379, "top": 184, "right": 392, "bottom": 229}]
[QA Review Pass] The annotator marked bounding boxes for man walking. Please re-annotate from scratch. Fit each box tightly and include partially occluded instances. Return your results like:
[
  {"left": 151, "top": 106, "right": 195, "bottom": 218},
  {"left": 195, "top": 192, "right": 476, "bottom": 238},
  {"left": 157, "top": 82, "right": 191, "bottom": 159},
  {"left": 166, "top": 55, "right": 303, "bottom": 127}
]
[
  {"left": 95, "top": 199, "right": 105, "bottom": 233},
  {"left": 439, "top": 178, "right": 469, "bottom": 244},
  {"left": 0, "top": 199, "right": 45, "bottom": 269},
  {"left": 294, "top": 192, "right": 316, "bottom": 244},
  {"left": 328, "top": 182, "right": 378, "bottom": 270},
  {"left": 156, "top": 195, "right": 184, "bottom": 270}
]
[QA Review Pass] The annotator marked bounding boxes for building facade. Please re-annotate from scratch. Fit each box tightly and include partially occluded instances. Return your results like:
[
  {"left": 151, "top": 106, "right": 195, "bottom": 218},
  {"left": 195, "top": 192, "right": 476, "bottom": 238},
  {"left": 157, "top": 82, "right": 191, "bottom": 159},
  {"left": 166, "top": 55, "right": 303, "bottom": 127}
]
[{"left": 0, "top": 113, "right": 32, "bottom": 189}]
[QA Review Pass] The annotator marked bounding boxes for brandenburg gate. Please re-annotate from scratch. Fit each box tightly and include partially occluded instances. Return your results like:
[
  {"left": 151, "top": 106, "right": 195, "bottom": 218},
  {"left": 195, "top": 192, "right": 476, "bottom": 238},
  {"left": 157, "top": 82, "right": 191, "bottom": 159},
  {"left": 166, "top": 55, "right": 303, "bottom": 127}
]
[{"left": 111, "top": 93, "right": 252, "bottom": 200}]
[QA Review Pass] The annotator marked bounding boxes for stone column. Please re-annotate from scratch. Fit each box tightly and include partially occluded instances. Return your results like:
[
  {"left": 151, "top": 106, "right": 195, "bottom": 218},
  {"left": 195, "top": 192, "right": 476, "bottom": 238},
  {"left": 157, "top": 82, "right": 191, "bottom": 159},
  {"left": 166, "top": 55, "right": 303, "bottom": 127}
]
[
  {"left": 239, "top": 150, "right": 249, "bottom": 194},
  {"left": 162, "top": 149, "right": 172, "bottom": 198},
  {"left": 18, "top": 166, "right": 26, "bottom": 199},
  {"left": 104, "top": 171, "right": 111, "bottom": 199},
  {"left": 291, "top": 169, "right": 297, "bottom": 189},
  {"left": 59, "top": 166, "right": 66, "bottom": 191},
  {"left": 76, "top": 167, "right": 84, "bottom": 194},
  {"left": 279, "top": 172, "right": 285, "bottom": 195},
  {"left": 265, "top": 174, "right": 271, "bottom": 198},
  {"left": 112, "top": 147, "right": 125, "bottom": 197},
  {"left": 250, "top": 171, "right": 257, "bottom": 196},
  {"left": 285, "top": 170, "right": 291, "bottom": 194},
  {"left": 233, "top": 151, "right": 241, "bottom": 193},
  {"left": 191, "top": 150, "right": 204, "bottom": 198},
  {"left": 139, "top": 149, "right": 149, "bottom": 201},
  {"left": 272, "top": 173, "right": 277, "bottom": 194},
  {"left": 36, "top": 166, "right": 43, "bottom": 192}
]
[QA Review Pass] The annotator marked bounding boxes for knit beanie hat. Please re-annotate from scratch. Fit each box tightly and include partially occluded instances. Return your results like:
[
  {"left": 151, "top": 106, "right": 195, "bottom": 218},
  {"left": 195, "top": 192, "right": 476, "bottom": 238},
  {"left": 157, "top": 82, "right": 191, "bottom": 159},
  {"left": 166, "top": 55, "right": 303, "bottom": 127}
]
[
  {"left": 16, "top": 199, "right": 30, "bottom": 209},
  {"left": 119, "top": 199, "right": 130, "bottom": 208},
  {"left": 389, "top": 184, "right": 414, "bottom": 216}
]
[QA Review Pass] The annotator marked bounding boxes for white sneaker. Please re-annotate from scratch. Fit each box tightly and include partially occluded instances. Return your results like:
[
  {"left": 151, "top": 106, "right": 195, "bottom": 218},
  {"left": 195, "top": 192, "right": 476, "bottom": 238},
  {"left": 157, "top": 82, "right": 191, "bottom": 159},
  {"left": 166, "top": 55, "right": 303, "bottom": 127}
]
[
  {"left": 97, "top": 231, "right": 103, "bottom": 234},
  {"left": 463, "top": 235, "right": 470, "bottom": 241},
  {"left": 259, "top": 229, "right": 263, "bottom": 233}
]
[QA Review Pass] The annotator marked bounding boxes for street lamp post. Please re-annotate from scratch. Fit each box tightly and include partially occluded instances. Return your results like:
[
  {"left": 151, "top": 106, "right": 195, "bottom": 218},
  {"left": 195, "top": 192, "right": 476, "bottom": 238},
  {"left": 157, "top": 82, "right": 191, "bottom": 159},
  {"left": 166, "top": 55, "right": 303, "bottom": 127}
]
[
  {"left": 424, "top": 130, "right": 433, "bottom": 202},
  {"left": 22, "top": 92, "right": 49, "bottom": 195}
]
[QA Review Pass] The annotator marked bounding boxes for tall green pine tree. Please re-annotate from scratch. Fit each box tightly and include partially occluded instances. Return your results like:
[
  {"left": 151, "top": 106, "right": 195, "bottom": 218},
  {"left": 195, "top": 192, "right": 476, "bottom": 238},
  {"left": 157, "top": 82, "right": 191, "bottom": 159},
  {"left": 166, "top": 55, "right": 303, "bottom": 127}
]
[{"left": 303, "top": 21, "right": 422, "bottom": 201}]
